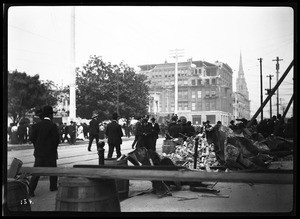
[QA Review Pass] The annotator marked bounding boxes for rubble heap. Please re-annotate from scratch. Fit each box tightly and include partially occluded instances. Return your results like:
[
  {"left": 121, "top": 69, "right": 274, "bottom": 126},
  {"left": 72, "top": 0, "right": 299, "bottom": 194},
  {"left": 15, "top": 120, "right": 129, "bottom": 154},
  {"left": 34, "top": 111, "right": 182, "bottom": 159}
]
[
  {"left": 161, "top": 137, "right": 221, "bottom": 171},
  {"left": 160, "top": 125, "right": 293, "bottom": 171}
]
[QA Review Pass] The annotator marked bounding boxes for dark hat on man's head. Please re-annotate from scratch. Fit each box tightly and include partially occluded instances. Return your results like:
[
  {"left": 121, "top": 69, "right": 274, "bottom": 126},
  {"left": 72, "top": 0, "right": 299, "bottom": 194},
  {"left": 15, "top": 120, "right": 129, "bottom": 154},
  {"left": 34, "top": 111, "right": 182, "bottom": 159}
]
[
  {"left": 151, "top": 117, "right": 156, "bottom": 121},
  {"left": 42, "top": 105, "right": 55, "bottom": 115},
  {"left": 35, "top": 108, "right": 43, "bottom": 116},
  {"left": 236, "top": 118, "right": 248, "bottom": 124},
  {"left": 112, "top": 112, "right": 119, "bottom": 120}
]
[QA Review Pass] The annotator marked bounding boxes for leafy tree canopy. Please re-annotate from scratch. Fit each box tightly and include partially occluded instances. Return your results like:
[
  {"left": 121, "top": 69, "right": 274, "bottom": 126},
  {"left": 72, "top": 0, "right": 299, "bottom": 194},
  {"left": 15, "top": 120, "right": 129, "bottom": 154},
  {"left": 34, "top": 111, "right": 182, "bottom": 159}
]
[
  {"left": 8, "top": 70, "right": 57, "bottom": 124},
  {"left": 76, "top": 55, "right": 150, "bottom": 120}
]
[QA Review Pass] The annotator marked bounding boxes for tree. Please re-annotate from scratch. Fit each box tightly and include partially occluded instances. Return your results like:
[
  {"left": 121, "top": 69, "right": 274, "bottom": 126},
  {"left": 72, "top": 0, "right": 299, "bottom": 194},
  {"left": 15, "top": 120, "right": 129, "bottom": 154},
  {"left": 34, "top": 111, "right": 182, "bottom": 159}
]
[
  {"left": 76, "top": 55, "right": 150, "bottom": 121},
  {"left": 7, "top": 70, "right": 57, "bottom": 124}
]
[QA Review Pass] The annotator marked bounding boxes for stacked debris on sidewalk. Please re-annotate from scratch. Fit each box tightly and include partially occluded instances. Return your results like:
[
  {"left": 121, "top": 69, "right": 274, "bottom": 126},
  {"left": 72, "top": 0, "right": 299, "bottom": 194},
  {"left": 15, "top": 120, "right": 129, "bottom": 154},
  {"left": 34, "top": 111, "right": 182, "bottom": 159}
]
[{"left": 161, "top": 120, "right": 293, "bottom": 171}]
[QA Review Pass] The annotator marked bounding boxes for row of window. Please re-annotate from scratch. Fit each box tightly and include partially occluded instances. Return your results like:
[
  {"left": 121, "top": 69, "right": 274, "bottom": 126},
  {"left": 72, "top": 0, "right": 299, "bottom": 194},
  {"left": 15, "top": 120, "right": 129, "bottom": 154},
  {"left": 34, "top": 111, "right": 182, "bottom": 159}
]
[
  {"left": 152, "top": 69, "right": 189, "bottom": 77},
  {"left": 168, "top": 90, "right": 217, "bottom": 99},
  {"left": 150, "top": 67, "right": 233, "bottom": 81},
  {"left": 152, "top": 77, "right": 219, "bottom": 87},
  {"left": 151, "top": 67, "right": 207, "bottom": 78},
  {"left": 151, "top": 73, "right": 190, "bottom": 78},
  {"left": 191, "top": 78, "right": 217, "bottom": 85},
  {"left": 160, "top": 100, "right": 217, "bottom": 112}
]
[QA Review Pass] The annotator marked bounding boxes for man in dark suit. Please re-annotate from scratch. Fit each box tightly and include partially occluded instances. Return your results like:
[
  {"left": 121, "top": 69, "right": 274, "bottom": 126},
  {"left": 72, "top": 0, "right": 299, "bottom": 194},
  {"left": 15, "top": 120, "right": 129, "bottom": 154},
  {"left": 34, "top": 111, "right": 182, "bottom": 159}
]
[
  {"left": 28, "top": 105, "right": 60, "bottom": 197},
  {"left": 149, "top": 117, "right": 160, "bottom": 151},
  {"left": 136, "top": 117, "right": 151, "bottom": 149},
  {"left": 105, "top": 112, "right": 123, "bottom": 158},
  {"left": 87, "top": 116, "right": 100, "bottom": 151},
  {"left": 167, "top": 116, "right": 181, "bottom": 139},
  {"left": 131, "top": 116, "right": 142, "bottom": 149},
  {"left": 68, "top": 121, "right": 76, "bottom": 145}
]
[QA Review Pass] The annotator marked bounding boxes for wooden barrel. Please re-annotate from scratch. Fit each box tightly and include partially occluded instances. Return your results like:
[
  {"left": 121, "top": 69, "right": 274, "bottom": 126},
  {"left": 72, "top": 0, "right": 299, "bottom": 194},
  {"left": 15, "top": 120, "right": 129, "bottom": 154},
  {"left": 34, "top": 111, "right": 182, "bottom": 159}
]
[
  {"left": 162, "top": 140, "right": 176, "bottom": 154},
  {"left": 6, "top": 179, "right": 31, "bottom": 212},
  {"left": 55, "top": 177, "right": 120, "bottom": 212},
  {"left": 105, "top": 158, "right": 129, "bottom": 200}
]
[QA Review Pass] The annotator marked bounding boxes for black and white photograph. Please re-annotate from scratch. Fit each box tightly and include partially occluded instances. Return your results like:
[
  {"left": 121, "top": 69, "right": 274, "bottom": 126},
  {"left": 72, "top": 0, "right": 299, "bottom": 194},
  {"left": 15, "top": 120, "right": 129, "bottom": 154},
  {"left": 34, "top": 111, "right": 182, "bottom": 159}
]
[{"left": 3, "top": 2, "right": 296, "bottom": 216}]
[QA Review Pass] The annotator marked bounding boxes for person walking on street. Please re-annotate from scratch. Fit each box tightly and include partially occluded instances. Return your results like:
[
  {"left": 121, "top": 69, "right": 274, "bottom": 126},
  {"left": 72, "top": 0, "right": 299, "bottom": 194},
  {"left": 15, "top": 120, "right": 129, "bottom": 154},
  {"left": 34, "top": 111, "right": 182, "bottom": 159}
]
[
  {"left": 131, "top": 116, "right": 142, "bottom": 149},
  {"left": 17, "top": 122, "right": 27, "bottom": 144},
  {"left": 76, "top": 123, "right": 85, "bottom": 141},
  {"left": 88, "top": 116, "right": 100, "bottom": 151},
  {"left": 10, "top": 123, "right": 18, "bottom": 144},
  {"left": 99, "top": 122, "right": 105, "bottom": 140},
  {"left": 7, "top": 123, "right": 13, "bottom": 143},
  {"left": 149, "top": 117, "right": 160, "bottom": 151},
  {"left": 61, "top": 123, "right": 69, "bottom": 143},
  {"left": 136, "top": 117, "right": 151, "bottom": 149},
  {"left": 58, "top": 122, "right": 64, "bottom": 144},
  {"left": 106, "top": 112, "right": 123, "bottom": 158},
  {"left": 28, "top": 105, "right": 60, "bottom": 197},
  {"left": 83, "top": 123, "right": 88, "bottom": 139},
  {"left": 68, "top": 121, "right": 76, "bottom": 145}
]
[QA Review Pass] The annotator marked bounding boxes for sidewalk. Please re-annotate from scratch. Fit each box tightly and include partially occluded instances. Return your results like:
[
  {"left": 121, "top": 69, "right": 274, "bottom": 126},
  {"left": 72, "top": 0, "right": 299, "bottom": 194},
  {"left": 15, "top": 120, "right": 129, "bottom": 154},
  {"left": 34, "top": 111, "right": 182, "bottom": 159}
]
[{"left": 5, "top": 176, "right": 294, "bottom": 214}]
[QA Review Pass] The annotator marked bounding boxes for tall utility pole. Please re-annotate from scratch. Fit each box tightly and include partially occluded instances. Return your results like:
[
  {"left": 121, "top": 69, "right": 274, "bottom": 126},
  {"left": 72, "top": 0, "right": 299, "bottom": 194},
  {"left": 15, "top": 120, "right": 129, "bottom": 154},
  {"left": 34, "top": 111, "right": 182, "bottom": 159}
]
[
  {"left": 272, "top": 56, "right": 283, "bottom": 116},
  {"left": 279, "top": 98, "right": 285, "bottom": 114},
  {"left": 117, "top": 70, "right": 119, "bottom": 115},
  {"left": 170, "top": 49, "right": 184, "bottom": 115},
  {"left": 258, "top": 58, "right": 263, "bottom": 121},
  {"left": 266, "top": 74, "right": 274, "bottom": 118},
  {"left": 69, "top": 6, "right": 76, "bottom": 122}
]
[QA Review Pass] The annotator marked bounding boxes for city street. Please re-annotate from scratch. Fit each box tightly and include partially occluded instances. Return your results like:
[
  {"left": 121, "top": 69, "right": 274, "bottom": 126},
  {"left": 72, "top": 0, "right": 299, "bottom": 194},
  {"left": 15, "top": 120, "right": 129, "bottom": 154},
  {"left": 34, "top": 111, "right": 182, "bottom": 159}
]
[{"left": 7, "top": 136, "right": 165, "bottom": 169}]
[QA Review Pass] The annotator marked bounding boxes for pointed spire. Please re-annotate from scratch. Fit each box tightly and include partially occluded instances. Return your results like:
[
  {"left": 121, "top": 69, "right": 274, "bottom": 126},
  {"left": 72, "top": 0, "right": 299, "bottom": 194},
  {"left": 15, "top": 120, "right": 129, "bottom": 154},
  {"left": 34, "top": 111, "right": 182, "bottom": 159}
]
[{"left": 238, "top": 51, "right": 244, "bottom": 77}]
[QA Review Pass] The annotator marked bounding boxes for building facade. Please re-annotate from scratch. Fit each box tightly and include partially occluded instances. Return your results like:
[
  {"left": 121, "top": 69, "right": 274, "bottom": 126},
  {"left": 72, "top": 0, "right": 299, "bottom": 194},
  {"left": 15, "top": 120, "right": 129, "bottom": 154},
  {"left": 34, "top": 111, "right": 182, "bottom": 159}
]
[
  {"left": 233, "top": 53, "right": 251, "bottom": 120},
  {"left": 138, "top": 59, "right": 234, "bottom": 126}
]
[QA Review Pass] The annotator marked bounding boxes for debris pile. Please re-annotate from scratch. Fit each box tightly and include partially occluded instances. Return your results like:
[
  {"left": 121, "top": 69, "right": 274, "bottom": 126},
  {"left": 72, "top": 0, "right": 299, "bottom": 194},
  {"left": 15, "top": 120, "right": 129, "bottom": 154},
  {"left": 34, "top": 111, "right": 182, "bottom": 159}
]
[
  {"left": 161, "top": 137, "right": 221, "bottom": 171},
  {"left": 160, "top": 124, "right": 293, "bottom": 171}
]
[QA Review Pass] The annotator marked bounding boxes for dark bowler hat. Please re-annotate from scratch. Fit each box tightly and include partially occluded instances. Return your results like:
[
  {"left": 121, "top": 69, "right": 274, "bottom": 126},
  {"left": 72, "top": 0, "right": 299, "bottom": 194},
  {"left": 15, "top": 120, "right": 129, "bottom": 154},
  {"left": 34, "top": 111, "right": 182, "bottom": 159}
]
[
  {"left": 236, "top": 118, "right": 248, "bottom": 124},
  {"left": 42, "top": 105, "right": 55, "bottom": 115},
  {"left": 151, "top": 117, "right": 156, "bottom": 121},
  {"left": 35, "top": 108, "right": 43, "bottom": 116},
  {"left": 112, "top": 112, "right": 119, "bottom": 120}
]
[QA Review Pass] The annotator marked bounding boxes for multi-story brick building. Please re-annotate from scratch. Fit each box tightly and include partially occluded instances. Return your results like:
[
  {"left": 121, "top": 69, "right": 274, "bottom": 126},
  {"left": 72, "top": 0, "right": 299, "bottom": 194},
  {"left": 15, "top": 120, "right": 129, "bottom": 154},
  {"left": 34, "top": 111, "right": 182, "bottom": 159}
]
[{"left": 138, "top": 59, "right": 234, "bottom": 125}]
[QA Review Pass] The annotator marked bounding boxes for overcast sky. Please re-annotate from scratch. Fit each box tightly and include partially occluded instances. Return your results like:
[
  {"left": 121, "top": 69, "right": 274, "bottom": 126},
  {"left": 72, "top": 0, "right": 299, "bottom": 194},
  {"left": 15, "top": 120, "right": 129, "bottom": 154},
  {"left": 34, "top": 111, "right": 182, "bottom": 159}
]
[{"left": 7, "top": 5, "right": 294, "bottom": 117}]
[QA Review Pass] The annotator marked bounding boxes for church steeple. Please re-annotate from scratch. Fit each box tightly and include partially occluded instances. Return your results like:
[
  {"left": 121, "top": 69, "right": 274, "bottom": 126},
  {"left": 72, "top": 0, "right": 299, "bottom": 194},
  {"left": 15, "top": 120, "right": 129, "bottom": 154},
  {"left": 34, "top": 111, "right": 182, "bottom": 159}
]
[
  {"left": 236, "top": 51, "right": 249, "bottom": 99},
  {"left": 234, "top": 52, "right": 251, "bottom": 120},
  {"left": 238, "top": 51, "right": 244, "bottom": 77}
]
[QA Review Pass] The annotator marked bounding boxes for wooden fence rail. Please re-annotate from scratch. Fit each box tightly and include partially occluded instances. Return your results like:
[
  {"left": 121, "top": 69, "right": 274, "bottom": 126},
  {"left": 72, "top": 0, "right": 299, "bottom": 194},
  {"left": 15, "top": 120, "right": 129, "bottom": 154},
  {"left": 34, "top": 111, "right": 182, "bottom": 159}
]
[{"left": 19, "top": 166, "right": 293, "bottom": 185}]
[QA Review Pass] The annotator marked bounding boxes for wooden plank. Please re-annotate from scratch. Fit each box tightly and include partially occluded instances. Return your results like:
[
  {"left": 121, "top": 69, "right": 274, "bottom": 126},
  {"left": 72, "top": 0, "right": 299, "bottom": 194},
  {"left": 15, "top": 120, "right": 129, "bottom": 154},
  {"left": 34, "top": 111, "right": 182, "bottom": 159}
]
[
  {"left": 19, "top": 167, "right": 293, "bottom": 184},
  {"left": 7, "top": 158, "right": 23, "bottom": 178}
]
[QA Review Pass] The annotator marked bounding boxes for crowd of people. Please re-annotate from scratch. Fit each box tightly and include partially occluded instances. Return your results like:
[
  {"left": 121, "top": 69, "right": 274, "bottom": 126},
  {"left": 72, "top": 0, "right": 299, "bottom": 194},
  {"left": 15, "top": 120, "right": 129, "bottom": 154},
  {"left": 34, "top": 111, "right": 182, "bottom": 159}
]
[
  {"left": 8, "top": 112, "right": 293, "bottom": 148},
  {"left": 7, "top": 122, "right": 30, "bottom": 145},
  {"left": 227, "top": 114, "right": 294, "bottom": 140},
  {"left": 131, "top": 115, "right": 160, "bottom": 151}
]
